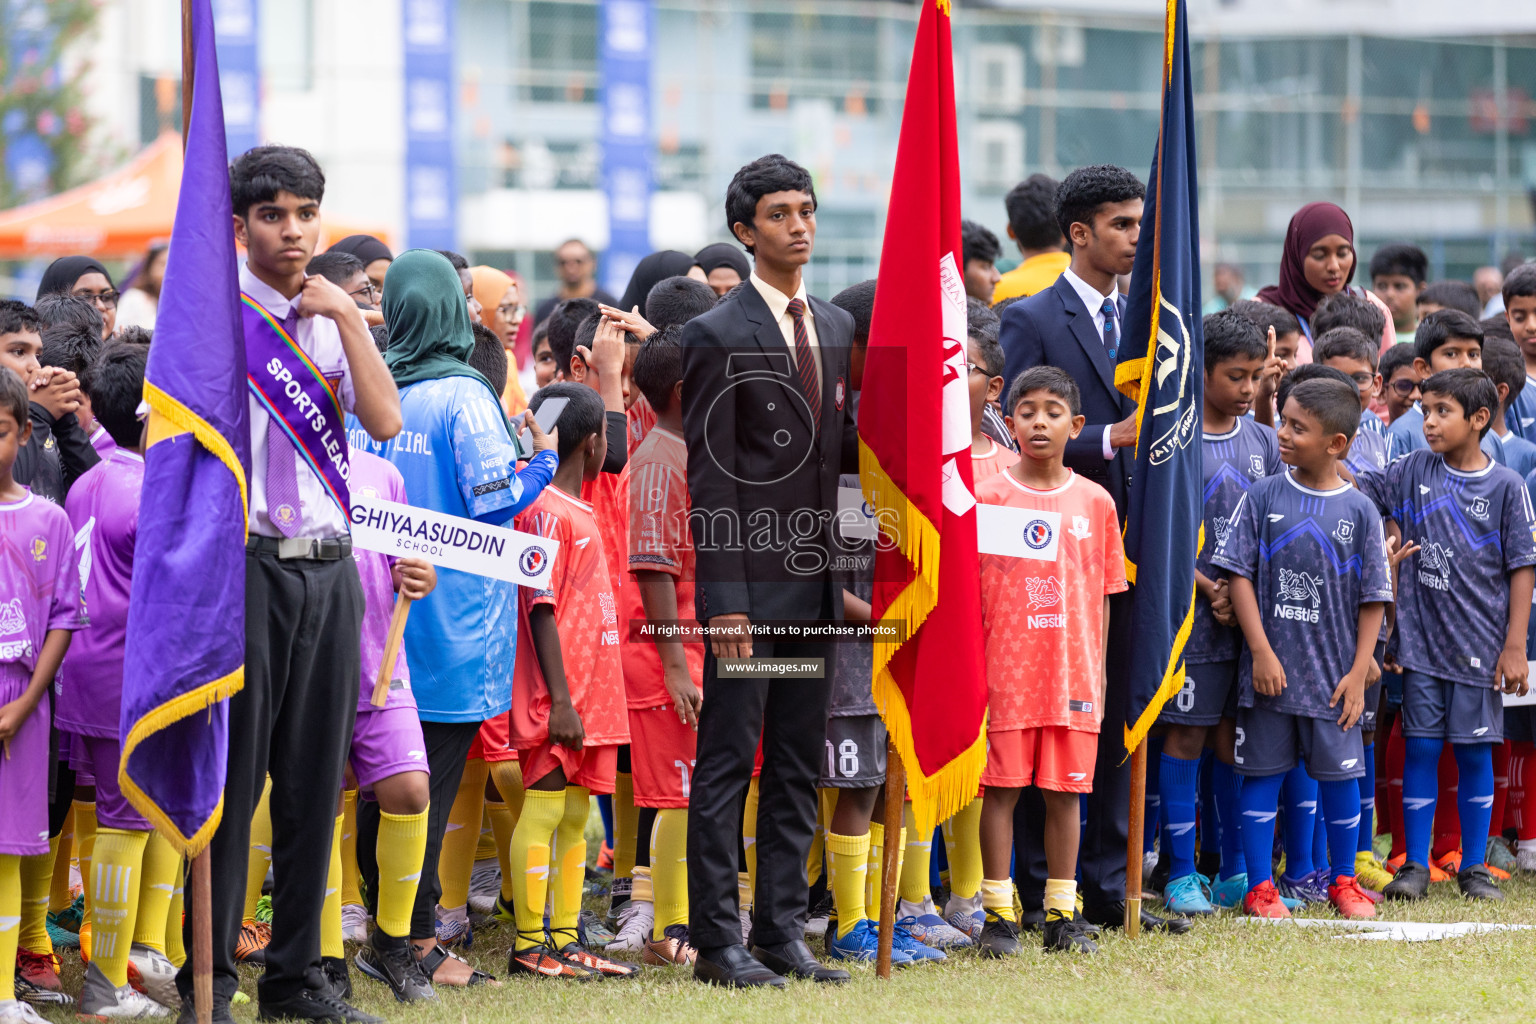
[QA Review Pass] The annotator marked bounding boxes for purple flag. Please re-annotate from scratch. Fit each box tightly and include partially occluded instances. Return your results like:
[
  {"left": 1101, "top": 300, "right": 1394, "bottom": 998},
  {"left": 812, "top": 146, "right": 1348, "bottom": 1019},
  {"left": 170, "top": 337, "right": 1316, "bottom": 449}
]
[{"left": 119, "top": 0, "right": 250, "bottom": 856}]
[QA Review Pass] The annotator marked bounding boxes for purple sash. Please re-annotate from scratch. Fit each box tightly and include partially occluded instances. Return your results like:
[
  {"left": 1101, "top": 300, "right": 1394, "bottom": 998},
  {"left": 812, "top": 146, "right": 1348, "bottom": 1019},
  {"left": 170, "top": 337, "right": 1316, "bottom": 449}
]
[{"left": 242, "top": 293, "right": 351, "bottom": 517}]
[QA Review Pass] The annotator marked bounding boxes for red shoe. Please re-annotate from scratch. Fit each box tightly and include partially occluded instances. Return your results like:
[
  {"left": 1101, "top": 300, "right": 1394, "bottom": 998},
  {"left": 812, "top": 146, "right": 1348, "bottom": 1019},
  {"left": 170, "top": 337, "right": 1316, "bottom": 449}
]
[
  {"left": 1243, "top": 880, "right": 1292, "bottom": 919},
  {"left": 1384, "top": 853, "right": 1406, "bottom": 873},
  {"left": 1328, "top": 875, "right": 1377, "bottom": 920},
  {"left": 1430, "top": 850, "right": 1458, "bottom": 881},
  {"left": 16, "top": 949, "right": 62, "bottom": 992},
  {"left": 556, "top": 942, "right": 640, "bottom": 978},
  {"left": 595, "top": 842, "right": 614, "bottom": 871}
]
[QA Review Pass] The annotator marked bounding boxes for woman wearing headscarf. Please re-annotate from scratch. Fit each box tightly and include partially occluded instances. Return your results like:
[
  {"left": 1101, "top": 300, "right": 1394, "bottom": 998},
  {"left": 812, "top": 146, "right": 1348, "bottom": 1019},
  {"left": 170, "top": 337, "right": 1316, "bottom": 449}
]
[
  {"left": 470, "top": 266, "right": 529, "bottom": 415},
  {"left": 329, "top": 235, "right": 394, "bottom": 301},
  {"left": 615, "top": 250, "right": 695, "bottom": 318},
  {"left": 365, "top": 250, "right": 556, "bottom": 988},
  {"left": 1256, "top": 202, "right": 1395, "bottom": 356},
  {"left": 692, "top": 242, "right": 751, "bottom": 297},
  {"left": 37, "top": 255, "right": 118, "bottom": 338}
]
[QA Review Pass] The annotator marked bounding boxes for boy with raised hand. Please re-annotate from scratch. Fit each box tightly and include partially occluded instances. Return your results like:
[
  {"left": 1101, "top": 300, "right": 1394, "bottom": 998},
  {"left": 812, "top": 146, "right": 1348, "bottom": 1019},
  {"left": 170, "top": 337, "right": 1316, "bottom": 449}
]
[
  {"left": 1214, "top": 377, "right": 1391, "bottom": 921},
  {"left": 1386, "top": 309, "right": 1486, "bottom": 458},
  {"left": 505, "top": 384, "right": 638, "bottom": 981},
  {"left": 974, "top": 367, "right": 1126, "bottom": 957},
  {"left": 1503, "top": 265, "right": 1536, "bottom": 444},
  {"left": 1158, "top": 310, "right": 1279, "bottom": 915},
  {"left": 1360, "top": 369, "right": 1536, "bottom": 901},
  {"left": 1480, "top": 333, "right": 1536, "bottom": 479}
]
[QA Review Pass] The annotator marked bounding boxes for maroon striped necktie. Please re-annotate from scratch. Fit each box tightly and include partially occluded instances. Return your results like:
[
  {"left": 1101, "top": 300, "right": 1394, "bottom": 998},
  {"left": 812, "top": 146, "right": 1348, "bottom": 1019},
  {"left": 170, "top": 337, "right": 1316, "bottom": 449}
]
[{"left": 785, "top": 297, "right": 820, "bottom": 423}]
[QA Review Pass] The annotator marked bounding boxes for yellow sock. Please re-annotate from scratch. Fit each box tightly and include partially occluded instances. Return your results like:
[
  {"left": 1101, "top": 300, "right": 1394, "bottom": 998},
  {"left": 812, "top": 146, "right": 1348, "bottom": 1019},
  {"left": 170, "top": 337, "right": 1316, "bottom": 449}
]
[
  {"left": 650, "top": 809, "right": 688, "bottom": 938},
  {"left": 91, "top": 828, "right": 148, "bottom": 987},
  {"left": 49, "top": 807, "right": 73, "bottom": 914},
  {"left": 865, "top": 823, "right": 884, "bottom": 916},
  {"left": 0, "top": 855, "right": 21, "bottom": 1000},
  {"left": 320, "top": 815, "right": 344, "bottom": 959},
  {"left": 737, "top": 871, "right": 752, "bottom": 914},
  {"left": 485, "top": 801, "right": 514, "bottom": 902},
  {"left": 437, "top": 760, "right": 487, "bottom": 912},
  {"left": 375, "top": 809, "right": 429, "bottom": 939},
  {"left": 550, "top": 787, "right": 590, "bottom": 946},
  {"left": 488, "top": 761, "right": 524, "bottom": 902},
  {"left": 743, "top": 777, "right": 759, "bottom": 901},
  {"left": 981, "top": 878, "right": 1016, "bottom": 923},
  {"left": 132, "top": 831, "right": 179, "bottom": 953},
  {"left": 1045, "top": 878, "right": 1076, "bottom": 918},
  {"left": 612, "top": 772, "right": 637, "bottom": 883},
  {"left": 509, "top": 788, "right": 564, "bottom": 951},
  {"left": 74, "top": 801, "right": 97, "bottom": 960},
  {"left": 630, "top": 865, "right": 653, "bottom": 904},
  {"left": 941, "top": 798, "right": 984, "bottom": 900},
  {"left": 475, "top": 805, "right": 497, "bottom": 863},
  {"left": 18, "top": 842, "right": 54, "bottom": 955},
  {"left": 826, "top": 831, "right": 870, "bottom": 940},
  {"left": 243, "top": 778, "right": 272, "bottom": 922},
  {"left": 340, "top": 789, "right": 362, "bottom": 910},
  {"left": 807, "top": 788, "right": 836, "bottom": 887},
  {"left": 164, "top": 862, "right": 186, "bottom": 967},
  {"left": 899, "top": 803, "right": 929, "bottom": 904}
]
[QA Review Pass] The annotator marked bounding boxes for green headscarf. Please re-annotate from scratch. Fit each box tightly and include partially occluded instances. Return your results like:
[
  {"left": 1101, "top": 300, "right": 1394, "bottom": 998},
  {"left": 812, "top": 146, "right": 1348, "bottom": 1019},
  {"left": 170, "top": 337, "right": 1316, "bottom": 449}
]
[{"left": 382, "top": 249, "right": 500, "bottom": 402}]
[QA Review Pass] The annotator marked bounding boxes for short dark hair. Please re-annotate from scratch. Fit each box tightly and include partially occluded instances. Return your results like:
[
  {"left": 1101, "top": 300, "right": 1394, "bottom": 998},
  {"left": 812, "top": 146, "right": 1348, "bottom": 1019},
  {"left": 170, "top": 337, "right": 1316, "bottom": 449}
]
[
  {"left": 645, "top": 276, "right": 716, "bottom": 331},
  {"left": 1311, "top": 291, "right": 1385, "bottom": 345},
  {"left": 1418, "top": 280, "right": 1481, "bottom": 318},
  {"left": 1369, "top": 243, "right": 1428, "bottom": 285},
  {"left": 80, "top": 342, "right": 148, "bottom": 450},
  {"left": 991, "top": 294, "right": 1027, "bottom": 317},
  {"left": 1284, "top": 377, "right": 1361, "bottom": 442},
  {"left": 633, "top": 325, "right": 683, "bottom": 414},
  {"left": 114, "top": 325, "right": 153, "bottom": 347},
  {"left": 1420, "top": 367, "right": 1500, "bottom": 438},
  {"left": 1275, "top": 364, "right": 1358, "bottom": 422},
  {"left": 1229, "top": 299, "right": 1300, "bottom": 342},
  {"left": 961, "top": 219, "right": 1002, "bottom": 266},
  {"left": 369, "top": 323, "right": 390, "bottom": 354},
  {"left": 436, "top": 250, "right": 469, "bottom": 272},
  {"left": 1313, "top": 326, "right": 1378, "bottom": 372},
  {"left": 468, "top": 323, "right": 507, "bottom": 395},
  {"left": 546, "top": 298, "right": 600, "bottom": 375},
  {"left": 229, "top": 145, "right": 325, "bottom": 219},
  {"left": 966, "top": 297, "right": 1000, "bottom": 347},
  {"left": 1504, "top": 263, "right": 1536, "bottom": 306},
  {"left": 1379, "top": 344, "right": 1417, "bottom": 381},
  {"left": 1055, "top": 164, "right": 1145, "bottom": 244},
  {"left": 530, "top": 319, "right": 551, "bottom": 354},
  {"left": 1202, "top": 308, "right": 1268, "bottom": 373},
  {"left": 1004, "top": 173, "right": 1062, "bottom": 251},
  {"left": 306, "top": 250, "right": 364, "bottom": 287},
  {"left": 725, "top": 154, "right": 815, "bottom": 255},
  {"left": 0, "top": 300, "right": 40, "bottom": 338},
  {"left": 528, "top": 381, "right": 605, "bottom": 461},
  {"left": 1480, "top": 334, "right": 1525, "bottom": 411},
  {"left": 1414, "top": 309, "right": 1484, "bottom": 363},
  {"left": 573, "top": 313, "right": 601, "bottom": 365},
  {"left": 830, "top": 280, "right": 878, "bottom": 346},
  {"left": 1481, "top": 315, "right": 1515, "bottom": 343},
  {"left": 1006, "top": 365, "right": 1081, "bottom": 418},
  {"left": 39, "top": 322, "right": 103, "bottom": 376},
  {"left": 0, "top": 363, "right": 29, "bottom": 427},
  {"left": 33, "top": 294, "right": 102, "bottom": 335}
]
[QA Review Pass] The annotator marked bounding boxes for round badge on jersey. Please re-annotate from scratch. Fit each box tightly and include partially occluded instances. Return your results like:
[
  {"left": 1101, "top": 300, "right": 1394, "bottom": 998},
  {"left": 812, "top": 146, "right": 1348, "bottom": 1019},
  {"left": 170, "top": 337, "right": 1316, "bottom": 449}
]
[
  {"left": 835, "top": 377, "right": 846, "bottom": 410},
  {"left": 520, "top": 546, "right": 548, "bottom": 577},
  {"left": 1024, "top": 519, "right": 1053, "bottom": 550}
]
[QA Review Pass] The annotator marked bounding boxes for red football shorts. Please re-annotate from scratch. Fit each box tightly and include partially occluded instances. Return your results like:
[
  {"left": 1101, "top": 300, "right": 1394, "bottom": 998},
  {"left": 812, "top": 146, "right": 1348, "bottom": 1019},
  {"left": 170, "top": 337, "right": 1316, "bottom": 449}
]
[
  {"left": 519, "top": 740, "right": 619, "bottom": 794},
  {"left": 468, "top": 713, "right": 518, "bottom": 763},
  {"left": 981, "top": 727, "right": 1098, "bottom": 793},
  {"left": 629, "top": 705, "right": 698, "bottom": 809}
]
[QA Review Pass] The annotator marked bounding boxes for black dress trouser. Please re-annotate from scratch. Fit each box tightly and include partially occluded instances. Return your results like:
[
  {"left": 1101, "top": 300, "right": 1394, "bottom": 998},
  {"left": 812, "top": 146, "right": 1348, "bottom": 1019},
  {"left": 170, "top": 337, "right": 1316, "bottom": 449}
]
[{"left": 176, "top": 549, "right": 362, "bottom": 1005}]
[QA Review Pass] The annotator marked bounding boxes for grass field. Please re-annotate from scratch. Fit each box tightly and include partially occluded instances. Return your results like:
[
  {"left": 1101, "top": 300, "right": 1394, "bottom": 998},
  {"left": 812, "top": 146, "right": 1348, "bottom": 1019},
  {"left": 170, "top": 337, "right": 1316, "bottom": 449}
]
[{"left": 33, "top": 820, "right": 1536, "bottom": 1024}]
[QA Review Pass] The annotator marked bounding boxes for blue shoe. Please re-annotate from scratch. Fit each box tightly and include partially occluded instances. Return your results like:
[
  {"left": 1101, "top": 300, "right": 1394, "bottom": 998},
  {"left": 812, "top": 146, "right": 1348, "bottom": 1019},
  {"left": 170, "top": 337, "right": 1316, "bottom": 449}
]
[
  {"left": 1276, "top": 869, "right": 1329, "bottom": 905},
  {"left": 897, "top": 897, "right": 973, "bottom": 948},
  {"left": 890, "top": 923, "right": 947, "bottom": 962},
  {"left": 1209, "top": 873, "right": 1248, "bottom": 909},
  {"left": 1162, "top": 873, "right": 1215, "bottom": 915},
  {"left": 828, "top": 919, "right": 914, "bottom": 965}
]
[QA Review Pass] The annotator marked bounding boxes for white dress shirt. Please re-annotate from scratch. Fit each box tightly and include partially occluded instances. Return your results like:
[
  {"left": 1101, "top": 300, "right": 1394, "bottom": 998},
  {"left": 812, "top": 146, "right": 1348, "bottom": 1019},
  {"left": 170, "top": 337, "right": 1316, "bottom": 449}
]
[
  {"left": 749, "top": 271, "right": 821, "bottom": 389},
  {"left": 241, "top": 262, "right": 357, "bottom": 539},
  {"left": 1061, "top": 266, "right": 1122, "bottom": 460}
]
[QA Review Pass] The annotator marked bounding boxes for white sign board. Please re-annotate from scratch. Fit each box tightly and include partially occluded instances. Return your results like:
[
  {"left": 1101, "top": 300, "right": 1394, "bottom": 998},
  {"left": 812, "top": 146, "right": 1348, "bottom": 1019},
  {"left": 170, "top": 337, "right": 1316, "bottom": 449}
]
[
  {"left": 837, "top": 486, "right": 880, "bottom": 542},
  {"left": 349, "top": 496, "right": 558, "bottom": 589},
  {"left": 976, "top": 503, "right": 1061, "bottom": 562}
]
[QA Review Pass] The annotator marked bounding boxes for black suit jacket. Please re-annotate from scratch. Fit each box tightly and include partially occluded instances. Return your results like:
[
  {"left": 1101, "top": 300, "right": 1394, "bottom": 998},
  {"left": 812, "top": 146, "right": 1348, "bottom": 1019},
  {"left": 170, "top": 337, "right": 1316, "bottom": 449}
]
[
  {"left": 999, "top": 273, "right": 1135, "bottom": 515},
  {"left": 681, "top": 281, "right": 858, "bottom": 624}
]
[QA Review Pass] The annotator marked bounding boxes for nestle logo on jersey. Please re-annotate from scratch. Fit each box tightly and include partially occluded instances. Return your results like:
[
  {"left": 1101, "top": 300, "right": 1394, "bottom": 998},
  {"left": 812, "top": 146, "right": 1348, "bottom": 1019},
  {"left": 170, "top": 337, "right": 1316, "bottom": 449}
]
[
  {"left": 1028, "top": 614, "right": 1065, "bottom": 628},
  {"left": 1272, "top": 603, "right": 1319, "bottom": 623}
]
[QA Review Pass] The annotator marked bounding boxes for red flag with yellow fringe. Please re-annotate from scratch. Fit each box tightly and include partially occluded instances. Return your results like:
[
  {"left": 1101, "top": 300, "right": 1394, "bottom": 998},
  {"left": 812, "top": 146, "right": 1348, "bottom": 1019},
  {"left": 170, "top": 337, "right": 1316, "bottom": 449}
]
[{"left": 859, "top": 0, "right": 987, "bottom": 831}]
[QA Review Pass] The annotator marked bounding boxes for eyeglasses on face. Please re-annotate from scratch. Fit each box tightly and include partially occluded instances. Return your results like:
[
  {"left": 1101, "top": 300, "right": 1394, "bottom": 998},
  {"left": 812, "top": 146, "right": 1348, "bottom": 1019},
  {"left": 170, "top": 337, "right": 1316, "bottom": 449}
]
[
  {"left": 348, "top": 282, "right": 381, "bottom": 303},
  {"left": 1388, "top": 378, "right": 1420, "bottom": 397},
  {"left": 73, "top": 289, "right": 119, "bottom": 309}
]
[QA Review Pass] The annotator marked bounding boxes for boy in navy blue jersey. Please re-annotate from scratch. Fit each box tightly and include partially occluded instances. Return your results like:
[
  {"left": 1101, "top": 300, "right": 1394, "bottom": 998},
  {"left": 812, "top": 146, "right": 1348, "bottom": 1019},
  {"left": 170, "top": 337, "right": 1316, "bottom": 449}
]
[
  {"left": 1362, "top": 369, "right": 1536, "bottom": 901},
  {"left": 1387, "top": 310, "right": 1489, "bottom": 459},
  {"left": 1157, "top": 310, "right": 1280, "bottom": 915},
  {"left": 1213, "top": 377, "right": 1392, "bottom": 921},
  {"left": 1503, "top": 264, "right": 1536, "bottom": 444},
  {"left": 1479, "top": 333, "right": 1536, "bottom": 479},
  {"left": 1314, "top": 327, "right": 1394, "bottom": 473}
]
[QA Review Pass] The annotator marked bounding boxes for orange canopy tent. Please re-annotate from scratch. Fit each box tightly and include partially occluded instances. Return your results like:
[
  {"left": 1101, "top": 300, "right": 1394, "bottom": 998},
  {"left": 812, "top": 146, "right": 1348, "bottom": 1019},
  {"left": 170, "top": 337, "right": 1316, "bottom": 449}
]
[{"left": 0, "top": 133, "right": 393, "bottom": 261}]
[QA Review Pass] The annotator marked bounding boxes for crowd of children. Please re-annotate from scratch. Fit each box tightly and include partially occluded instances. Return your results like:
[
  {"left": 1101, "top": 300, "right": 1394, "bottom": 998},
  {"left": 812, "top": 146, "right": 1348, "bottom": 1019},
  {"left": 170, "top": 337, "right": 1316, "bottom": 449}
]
[{"left": 4, "top": 141, "right": 1536, "bottom": 1024}]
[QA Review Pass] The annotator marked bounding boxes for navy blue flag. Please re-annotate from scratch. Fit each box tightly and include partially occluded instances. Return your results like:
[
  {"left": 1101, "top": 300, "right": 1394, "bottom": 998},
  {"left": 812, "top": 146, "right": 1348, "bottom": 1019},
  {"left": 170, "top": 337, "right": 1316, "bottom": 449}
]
[{"left": 1115, "top": 0, "right": 1204, "bottom": 753}]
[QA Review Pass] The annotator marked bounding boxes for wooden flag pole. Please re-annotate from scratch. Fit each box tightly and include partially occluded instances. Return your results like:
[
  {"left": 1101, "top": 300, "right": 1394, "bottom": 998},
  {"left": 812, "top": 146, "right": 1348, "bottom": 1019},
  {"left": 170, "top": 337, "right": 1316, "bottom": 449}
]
[
  {"left": 875, "top": 736, "right": 904, "bottom": 979},
  {"left": 370, "top": 594, "right": 414, "bottom": 706},
  {"left": 1124, "top": 739, "right": 1148, "bottom": 939}
]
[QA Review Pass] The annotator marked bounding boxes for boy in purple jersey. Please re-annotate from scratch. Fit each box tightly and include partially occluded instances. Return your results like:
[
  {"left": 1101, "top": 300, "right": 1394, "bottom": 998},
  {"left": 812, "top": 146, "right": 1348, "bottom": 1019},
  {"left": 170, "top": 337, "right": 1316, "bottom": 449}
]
[
  {"left": 0, "top": 369, "right": 85, "bottom": 1024},
  {"left": 1157, "top": 310, "right": 1279, "bottom": 916},
  {"left": 1359, "top": 369, "right": 1536, "bottom": 901},
  {"left": 339, "top": 447, "right": 438, "bottom": 1003},
  {"left": 1315, "top": 327, "right": 1395, "bottom": 474},
  {"left": 1214, "top": 377, "right": 1392, "bottom": 922}
]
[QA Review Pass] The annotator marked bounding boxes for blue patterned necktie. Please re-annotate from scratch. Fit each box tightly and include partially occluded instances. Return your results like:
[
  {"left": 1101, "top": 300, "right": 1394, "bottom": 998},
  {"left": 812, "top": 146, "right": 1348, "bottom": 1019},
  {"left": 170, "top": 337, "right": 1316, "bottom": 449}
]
[{"left": 1101, "top": 296, "right": 1119, "bottom": 360}]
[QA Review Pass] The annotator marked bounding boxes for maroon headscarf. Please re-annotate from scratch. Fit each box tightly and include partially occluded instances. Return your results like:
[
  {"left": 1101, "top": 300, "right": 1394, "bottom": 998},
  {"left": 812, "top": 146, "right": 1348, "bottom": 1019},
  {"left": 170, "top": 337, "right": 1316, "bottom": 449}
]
[{"left": 1255, "top": 201, "right": 1356, "bottom": 322}]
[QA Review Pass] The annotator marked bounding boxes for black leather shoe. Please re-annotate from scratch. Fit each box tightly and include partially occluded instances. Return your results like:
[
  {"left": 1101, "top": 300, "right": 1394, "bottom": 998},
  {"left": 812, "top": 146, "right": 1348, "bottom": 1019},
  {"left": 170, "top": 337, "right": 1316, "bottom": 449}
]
[
  {"left": 693, "top": 943, "right": 787, "bottom": 989},
  {"left": 751, "top": 939, "right": 850, "bottom": 984},
  {"left": 257, "top": 979, "right": 384, "bottom": 1024},
  {"left": 1082, "top": 900, "right": 1192, "bottom": 935},
  {"left": 176, "top": 997, "right": 236, "bottom": 1024}
]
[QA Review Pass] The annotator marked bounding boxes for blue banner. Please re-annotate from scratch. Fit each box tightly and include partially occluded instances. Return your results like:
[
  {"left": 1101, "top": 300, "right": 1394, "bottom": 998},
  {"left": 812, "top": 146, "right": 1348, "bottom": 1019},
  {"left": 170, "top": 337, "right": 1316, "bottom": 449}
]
[
  {"left": 600, "top": 0, "right": 652, "bottom": 296},
  {"left": 403, "top": 0, "right": 456, "bottom": 250},
  {"left": 211, "top": 0, "right": 259, "bottom": 156}
]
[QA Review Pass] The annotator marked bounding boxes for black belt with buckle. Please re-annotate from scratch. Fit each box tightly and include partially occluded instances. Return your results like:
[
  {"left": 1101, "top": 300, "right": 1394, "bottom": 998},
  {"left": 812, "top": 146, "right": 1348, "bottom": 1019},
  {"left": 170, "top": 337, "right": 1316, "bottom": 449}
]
[{"left": 246, "top": 535, "right": 354, "bottom": 561}]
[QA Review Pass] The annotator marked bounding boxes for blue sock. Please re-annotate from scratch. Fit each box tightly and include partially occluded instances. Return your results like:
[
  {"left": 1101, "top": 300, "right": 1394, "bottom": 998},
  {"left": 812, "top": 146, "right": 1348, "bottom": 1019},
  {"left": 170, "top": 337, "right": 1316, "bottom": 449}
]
[
  {"left": 1319, "top": 779, "right": 1361, "bottom": 880},
  {"left": 1357, "top": 743, "right": 1377, "bottom": 855},
  {"left": 1281, "top": 763, "right": 1317, "bottom": 879},
  {"left": 597, "top": 793, "right": 614, "bottom": 847},
  {"left": 1312, "top": 776, "right": 1330, "bottom": 873},
  {"left": 1212, "top": 761, "right": 1245, "bottom": 880},
  {"left": 1145, "top": 736, "right": 1163, "bottom": 854},
  {"left": 1159, "top": 754, "right": 1201, "bottom": 881},
  {"left": 1238, "top": 772, "right": 1285, "bottom": 889},
  {"left": 1403, "top": 737, "right": 1442, "bottom": 867},
  {"left": 1197, "top": 750, "right": 1214, "bottom": 859},
  {"left": 1454, "top": 743, "right": 1495, "bottom": 871}
]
